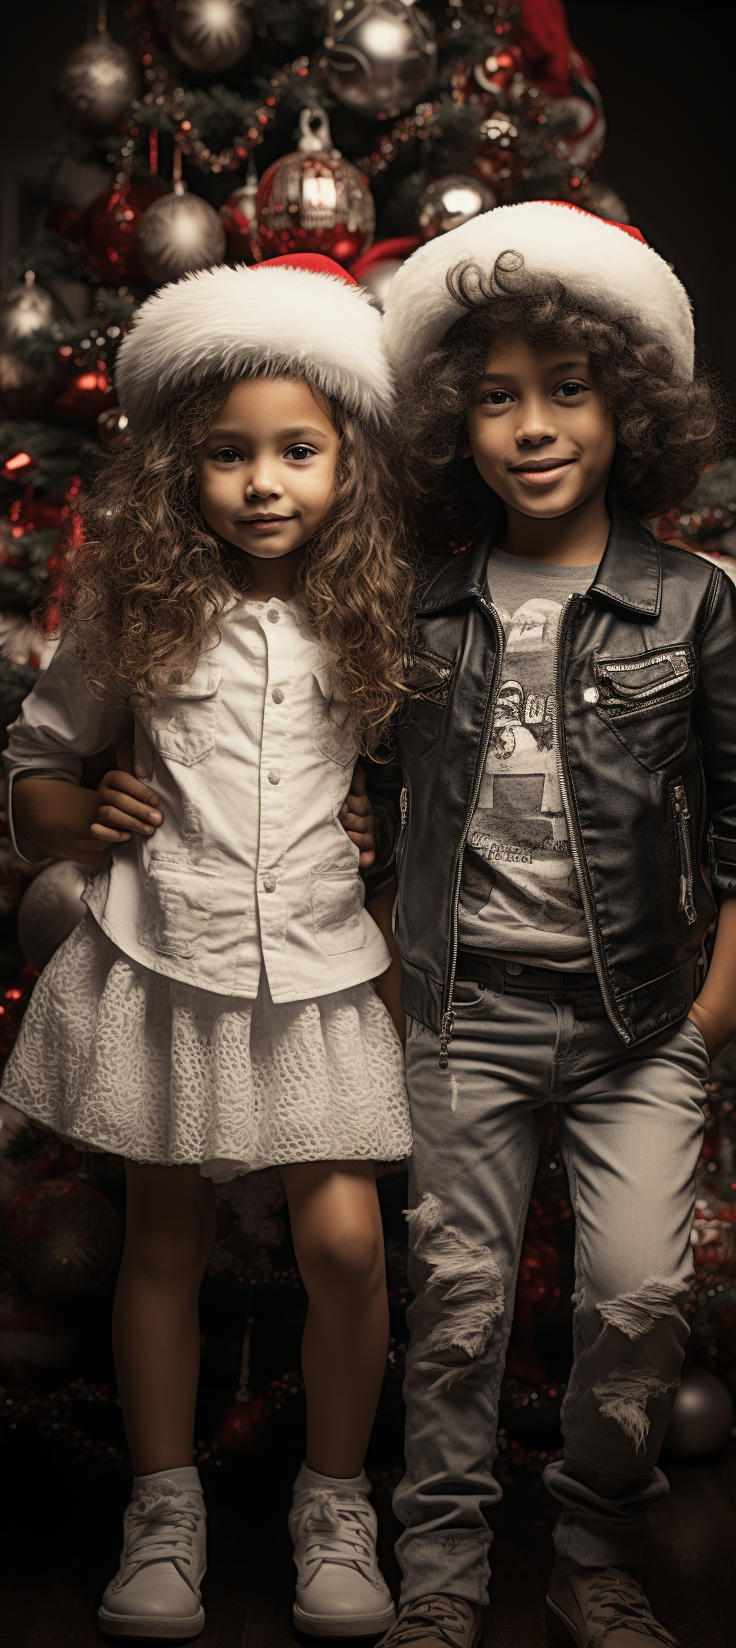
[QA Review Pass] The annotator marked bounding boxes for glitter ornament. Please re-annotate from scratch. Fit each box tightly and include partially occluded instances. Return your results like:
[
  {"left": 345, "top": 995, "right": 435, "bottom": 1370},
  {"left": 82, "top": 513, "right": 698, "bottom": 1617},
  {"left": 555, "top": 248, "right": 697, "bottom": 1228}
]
[
  {"left": 136, "top": 175, "right": 227, "bottom": 285},
  {"left": 322, "top": 0, "right": 437, "bottom": 118},
  {"left": 417, "top": 175, "right": 496, "bottom": 241},
  {"left": 97, "top": 405, "right": 131, "bottom": 450},
  {"left": 220, "top": 159, "right": 261, "bottom": 262},
  {"left": 53, "top": 25, "right": 138, "bottom": 136},
  {"left": 7, "top": 1180, "right": 122, "bottom": 1297},
  {"left": 166, "top": 0, "right": 253, "bottom": 72},
  {"left": 474, "top": 111, "right": 520, "bottom": 189},
  {"left": 81, "top": 179, "right": 166, "bottom": 285},
  {"left": 0, "top": 274, "right": 64, "bottom": 419},
  {"left": 17, "top": 861, "right": 87, "bottom": 972},
  {"left": 256, "top": 108, "right": 374, "bottom": 264}
]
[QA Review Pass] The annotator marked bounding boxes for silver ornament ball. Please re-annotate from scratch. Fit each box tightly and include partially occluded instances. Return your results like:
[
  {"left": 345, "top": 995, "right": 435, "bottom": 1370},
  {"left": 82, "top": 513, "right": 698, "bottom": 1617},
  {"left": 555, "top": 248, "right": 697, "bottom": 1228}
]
[
  {"left": 356, "top": 257, "right": 405, "bottom": 312},
  {"left": 0, "top": 276, "right": 64, "bottom": 419},
  {"left": 418, "top": 174, "right": 496, "bottom": 241},
  {"left": 166, "top": 0, "right": 253, "bottom": 72},
  {"left": 17, "top": 862, "right": 88, "bottom": 974},
  {"left": 663, "top": 1366, "right": 735, "bottom": 1460},
  {"left": 323, "top": 0, "right": 437, "bottom": 118},
  {"left": 54, "top": 32, "right": 139, "bottom": 136},
  {"left": 137, "top": 187, "right": 227, "bottom": 284},
  {"left": 0, "top": 276, "right": 62, "bottom": 343}
]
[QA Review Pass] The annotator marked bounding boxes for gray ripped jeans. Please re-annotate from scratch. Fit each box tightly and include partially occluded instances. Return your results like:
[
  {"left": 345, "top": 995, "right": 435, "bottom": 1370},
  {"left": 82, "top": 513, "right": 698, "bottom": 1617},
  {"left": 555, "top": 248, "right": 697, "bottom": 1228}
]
[{"left": 394, "top": 965, "right": 708, "bottom": 1605}]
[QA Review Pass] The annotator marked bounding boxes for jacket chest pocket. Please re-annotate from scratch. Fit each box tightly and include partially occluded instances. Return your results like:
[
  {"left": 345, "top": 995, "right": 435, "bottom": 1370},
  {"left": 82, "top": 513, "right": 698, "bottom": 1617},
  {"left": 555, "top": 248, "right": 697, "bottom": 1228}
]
[
  {"left": 401, "top": 648, "right": 454, "bottom": 761},
  {"left": 148, "top": 660, "right": 222, "bottom": 767},
  {"left": 592, "top": 644, "right": 696, "bottom": 772}
]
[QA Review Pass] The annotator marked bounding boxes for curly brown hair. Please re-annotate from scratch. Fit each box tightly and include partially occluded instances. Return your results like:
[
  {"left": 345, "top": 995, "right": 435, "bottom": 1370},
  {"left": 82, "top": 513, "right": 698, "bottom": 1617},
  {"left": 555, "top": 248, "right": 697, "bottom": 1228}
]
[
  {"left": 55, "top": 374, "right": 414, "bottom": 755},
  {"left": 394, "top": 254, "right": 730, "bottom": 556}
]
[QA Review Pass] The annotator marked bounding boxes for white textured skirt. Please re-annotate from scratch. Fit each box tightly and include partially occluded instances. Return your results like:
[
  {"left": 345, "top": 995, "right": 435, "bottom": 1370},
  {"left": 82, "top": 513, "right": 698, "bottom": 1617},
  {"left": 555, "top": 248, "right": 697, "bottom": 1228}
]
[{"left": 0, "top": 913, "right": 411, "bottom": 1182}]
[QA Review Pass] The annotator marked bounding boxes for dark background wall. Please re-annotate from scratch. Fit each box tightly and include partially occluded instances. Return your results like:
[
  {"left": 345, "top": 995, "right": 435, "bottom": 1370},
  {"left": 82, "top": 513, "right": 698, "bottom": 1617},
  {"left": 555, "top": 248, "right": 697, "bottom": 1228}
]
[{"left": 1, "top": 1, "right": 733, "bottom": 397}]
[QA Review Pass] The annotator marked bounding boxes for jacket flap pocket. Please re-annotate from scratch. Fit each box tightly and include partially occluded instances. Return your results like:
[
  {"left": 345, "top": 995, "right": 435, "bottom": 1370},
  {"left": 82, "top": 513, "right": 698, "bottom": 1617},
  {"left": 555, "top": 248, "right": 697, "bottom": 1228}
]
[
  {"left": 406, "top": 648, "right": 454, "bottom": 704},
  {"left": 594, "top": 645, "right": 695, "bottom": 706},
  {"left": 168, "top": 659, "right": 222, "bottom": 701}
]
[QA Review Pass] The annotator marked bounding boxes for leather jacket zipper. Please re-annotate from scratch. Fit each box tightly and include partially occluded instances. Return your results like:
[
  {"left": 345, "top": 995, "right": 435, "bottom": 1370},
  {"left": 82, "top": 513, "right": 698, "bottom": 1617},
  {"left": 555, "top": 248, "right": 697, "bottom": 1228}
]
[
  {"left": 392, "top": 786, "right": 409, "bottom": 935},
  {"left": 555, "top": 594, "right": 632, "bottom": 1045},
  {"left": 670, "top": 781, "right": 697, "bottom": 924},
  {"left": 439, "top": 597, "right": 506, "bottom": 1069}
]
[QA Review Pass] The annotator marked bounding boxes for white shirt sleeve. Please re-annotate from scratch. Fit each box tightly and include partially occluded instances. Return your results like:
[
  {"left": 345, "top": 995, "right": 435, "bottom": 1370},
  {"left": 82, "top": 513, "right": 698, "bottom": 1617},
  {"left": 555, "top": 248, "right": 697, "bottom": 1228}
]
[{"left": 3, "top": 633, "right": 131, "bottom": 861}]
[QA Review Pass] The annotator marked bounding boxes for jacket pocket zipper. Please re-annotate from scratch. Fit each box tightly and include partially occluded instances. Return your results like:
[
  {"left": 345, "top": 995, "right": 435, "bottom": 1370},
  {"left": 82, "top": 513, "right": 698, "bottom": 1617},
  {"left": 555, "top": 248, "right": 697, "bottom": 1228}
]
[
  {"left": 671, "top": 781, "right": 697, "bottom": 925},
  {"left": 392, "top": 786, "right": 408, "bottom": 935}
]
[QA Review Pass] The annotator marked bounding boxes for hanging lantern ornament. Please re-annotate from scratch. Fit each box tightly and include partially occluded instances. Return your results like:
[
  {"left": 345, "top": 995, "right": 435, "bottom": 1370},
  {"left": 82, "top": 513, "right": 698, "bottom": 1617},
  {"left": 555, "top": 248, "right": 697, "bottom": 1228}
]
[
  {"left": 0, "top": 272, "right": 65, "bottom": 420},
  {"left": 256, "top": 107, "right": 375, "bottom": 265},
  {"left": 220, "top": 156, "right": 261, "bottom": 263},
  {"left": 136, "top": 148, "right": 227, "bottom": 285},
  {"left": 322, "top": 0, "right": 437, "bottom": 119},
  {"left": 166, "top": 0, "right": 253, "bottom": 73},
  {"left": 53, "top": 3, "right": 139, "bottom": 136},
  {"left": 417, "top": 175, "right": 496, "bottom": 242}
]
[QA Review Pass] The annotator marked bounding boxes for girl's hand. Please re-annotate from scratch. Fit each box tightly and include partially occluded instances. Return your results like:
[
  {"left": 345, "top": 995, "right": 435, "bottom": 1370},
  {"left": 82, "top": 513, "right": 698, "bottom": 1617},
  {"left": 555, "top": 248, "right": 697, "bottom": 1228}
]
[
  {"left": 91, "top": 741, "right": 163, "bottom": 844},
  {"left": 339, "top": 763, "right": 376, "bottom": 868}
]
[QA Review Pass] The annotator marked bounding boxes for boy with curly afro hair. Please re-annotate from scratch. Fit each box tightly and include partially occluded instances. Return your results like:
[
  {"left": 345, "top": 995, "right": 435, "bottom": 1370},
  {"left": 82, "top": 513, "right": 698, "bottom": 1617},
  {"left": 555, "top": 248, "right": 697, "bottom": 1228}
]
[{"left": 366, "top": 203, "right": 736, "bottom": 1648}]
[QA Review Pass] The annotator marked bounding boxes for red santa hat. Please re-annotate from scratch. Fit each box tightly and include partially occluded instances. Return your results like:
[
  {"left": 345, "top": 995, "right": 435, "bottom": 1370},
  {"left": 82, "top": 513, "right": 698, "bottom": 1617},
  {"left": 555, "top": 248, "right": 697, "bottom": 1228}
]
[
  {"left": 115, "top": 253, "right": 394, "bottom": 434},
  {"left": 382, "top": 202, "right": 695, "bottom": 386}
]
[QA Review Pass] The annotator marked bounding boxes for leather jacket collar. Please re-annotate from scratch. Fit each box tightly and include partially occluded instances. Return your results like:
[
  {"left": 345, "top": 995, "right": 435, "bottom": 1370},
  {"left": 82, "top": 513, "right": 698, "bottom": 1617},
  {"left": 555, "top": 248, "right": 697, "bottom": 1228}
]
[{"left": 416, "top": 499, "right": 663, "bottom": 619}]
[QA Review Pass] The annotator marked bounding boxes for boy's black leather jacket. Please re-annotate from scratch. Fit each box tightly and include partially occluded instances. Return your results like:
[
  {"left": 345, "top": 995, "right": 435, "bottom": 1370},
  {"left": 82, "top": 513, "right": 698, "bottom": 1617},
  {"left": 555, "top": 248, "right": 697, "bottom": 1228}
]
[{"left": 364, "top": 502, "right": 736, "bottom": 1049}]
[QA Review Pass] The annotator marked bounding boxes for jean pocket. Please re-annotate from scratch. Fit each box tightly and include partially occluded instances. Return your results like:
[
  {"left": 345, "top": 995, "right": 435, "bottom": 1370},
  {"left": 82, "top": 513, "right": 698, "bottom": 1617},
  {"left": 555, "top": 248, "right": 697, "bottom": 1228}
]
[
  {"left": 451, "top": 981, "right": 493, "bottom": 1017},
  {"left": 681, "top": 1014, "right": 710, "bottom": 1067}
]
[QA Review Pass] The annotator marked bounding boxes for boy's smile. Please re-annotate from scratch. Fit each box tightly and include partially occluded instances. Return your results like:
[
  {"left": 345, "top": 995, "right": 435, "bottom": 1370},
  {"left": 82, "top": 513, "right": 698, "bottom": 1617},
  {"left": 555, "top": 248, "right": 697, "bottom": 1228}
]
[{"left": 464, "top": 332, "right": 617, "bottom": 540}]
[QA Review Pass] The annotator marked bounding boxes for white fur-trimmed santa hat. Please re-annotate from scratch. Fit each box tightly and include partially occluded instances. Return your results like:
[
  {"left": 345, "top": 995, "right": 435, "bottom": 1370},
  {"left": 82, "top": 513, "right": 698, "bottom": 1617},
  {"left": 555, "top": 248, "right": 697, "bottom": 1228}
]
[
  {"left": 115, "top": 253, "right": 394, "bottom": 433},
  {"left": 382, "top": 201, "right": 694, "bottom": 385}
]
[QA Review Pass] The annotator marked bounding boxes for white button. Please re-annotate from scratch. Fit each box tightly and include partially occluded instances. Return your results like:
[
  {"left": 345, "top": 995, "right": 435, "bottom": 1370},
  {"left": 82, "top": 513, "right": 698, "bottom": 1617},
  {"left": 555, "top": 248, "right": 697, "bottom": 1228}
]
[
  {"left": 272, "top": 687, "right": 284, "bottom": 704},
  {"left": 505, "top": 962, "right": 522, "bottom": 976},
  {"left": 268, "top": 769, "right": 281, "bottom": 785},
  {"left": 256, "top": 602, "right": 264, "bottom": 610},
  {"left": 583, "top": 686, "right": 599, "bottom": 704},
  {"left": 262, "top": 874, "right": 276, "bottom": 892},
  {"left": 267, "top": 609, "right": 280, "bottom": 623}
]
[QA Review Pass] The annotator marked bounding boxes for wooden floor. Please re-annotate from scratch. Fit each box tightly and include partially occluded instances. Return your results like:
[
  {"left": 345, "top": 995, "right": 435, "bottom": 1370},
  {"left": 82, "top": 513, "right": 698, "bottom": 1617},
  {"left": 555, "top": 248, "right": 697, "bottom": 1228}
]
[{"left": 3, "top": 1446, "right": 735, "bottom": 1647}]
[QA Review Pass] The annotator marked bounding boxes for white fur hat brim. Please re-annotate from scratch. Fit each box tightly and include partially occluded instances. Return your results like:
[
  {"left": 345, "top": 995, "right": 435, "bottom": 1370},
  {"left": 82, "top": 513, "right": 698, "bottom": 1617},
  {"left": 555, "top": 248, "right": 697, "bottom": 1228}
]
[
  {"left": 383, "top": 201, "right": 694, "bottom": 385},
  {"left": 115, "top": 260, "right": 394, "bottom": 433}
]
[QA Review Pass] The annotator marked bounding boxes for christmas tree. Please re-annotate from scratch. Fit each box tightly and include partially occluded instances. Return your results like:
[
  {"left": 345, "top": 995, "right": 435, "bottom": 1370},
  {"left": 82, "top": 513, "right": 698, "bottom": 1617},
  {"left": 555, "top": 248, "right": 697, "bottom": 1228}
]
[{"left": 1, "top": 0, "right": 734, "bottom": 1473}]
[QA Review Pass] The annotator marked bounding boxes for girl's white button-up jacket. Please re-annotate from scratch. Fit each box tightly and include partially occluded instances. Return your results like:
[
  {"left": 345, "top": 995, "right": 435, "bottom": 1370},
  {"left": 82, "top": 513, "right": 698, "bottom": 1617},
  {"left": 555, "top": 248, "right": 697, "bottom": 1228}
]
[{"left": 3, "top": 597, "right": 391, "bottom": 1001}]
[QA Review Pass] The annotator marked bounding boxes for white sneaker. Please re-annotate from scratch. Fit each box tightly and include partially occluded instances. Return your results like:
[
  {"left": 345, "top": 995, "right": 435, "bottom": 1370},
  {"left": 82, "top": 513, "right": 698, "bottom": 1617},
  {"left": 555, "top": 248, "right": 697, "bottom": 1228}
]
[
  {"left": 289, "top": 1463, "right": 396, "bottom": 1636},
  {"left": 98, "top": 1472, "right": 206, "bottom": 1640}
]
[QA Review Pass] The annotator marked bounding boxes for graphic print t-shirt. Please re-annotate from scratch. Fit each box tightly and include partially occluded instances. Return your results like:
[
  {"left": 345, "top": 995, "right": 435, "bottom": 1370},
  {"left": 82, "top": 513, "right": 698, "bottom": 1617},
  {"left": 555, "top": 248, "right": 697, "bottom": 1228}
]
[{"left": 458, "top": 549, "right": 597, "bottom": 969}]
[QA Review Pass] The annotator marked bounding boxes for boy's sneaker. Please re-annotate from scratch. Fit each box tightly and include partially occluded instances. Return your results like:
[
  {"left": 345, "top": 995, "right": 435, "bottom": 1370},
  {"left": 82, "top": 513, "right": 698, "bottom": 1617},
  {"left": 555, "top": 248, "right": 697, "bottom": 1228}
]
[
  {"left": 377, "top": 1595, "right": 483, "bottom": 1648},
  {"left": 289, "top": 1463, "right": 395, "bottom": 1636},
  {"left": 546, "top": 1559, "right": 678, "bottom": 1647},
  {"left": 98, "top": 1471, "right": 206, "bottom": 1640}
]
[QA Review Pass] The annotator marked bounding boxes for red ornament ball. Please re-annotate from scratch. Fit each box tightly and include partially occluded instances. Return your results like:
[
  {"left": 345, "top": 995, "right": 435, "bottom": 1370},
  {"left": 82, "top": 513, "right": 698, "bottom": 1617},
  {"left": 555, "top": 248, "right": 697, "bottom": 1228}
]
[
  {"left": 81, "top": 179, "right": 166, "bottom": 285},
  {"left": 256, "top": 150, "right": 374, "bottom": 265},
  {"left": 217, "top": 1394, "right": 270, "bottom": 1456},
  {"left": 7, "top": 1180, "right": 122, "bottom": 1297},
  {"left": 220, "top": 182, "right": 260, "bottom": 263},
  {"left": 56, "top": 368, "right": 116, "bottom": 420}
]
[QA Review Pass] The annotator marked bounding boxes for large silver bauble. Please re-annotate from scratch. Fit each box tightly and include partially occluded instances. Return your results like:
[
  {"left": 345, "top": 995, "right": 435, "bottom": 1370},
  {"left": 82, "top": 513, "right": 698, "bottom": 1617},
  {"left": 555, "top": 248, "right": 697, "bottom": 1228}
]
[
  {"left": 17, "top": 861, "right": 88, "bottom": 974},
  {"left": 417, "top": 174, "right": 496, "bottom": 241},
  {"left": 136, "top": 187, "right": 227, "bottom": 284},
  {"left": 663, "top": 1367, "right": 735, "bottom": 1460},
  {"left": 166, "top": 0, "right": 253, "bottom": 72},
  {"left": 53, "top": 32, "right": 139, "bottom": 136},
  {"left": 323, "top": 0, "right": 437, "bottom": 119},
  {"left": 357, "top": 257, "right": 405, "bottom": 312},
  {"left": 256, "top": 150, "right": 374, "bottom": 264}
]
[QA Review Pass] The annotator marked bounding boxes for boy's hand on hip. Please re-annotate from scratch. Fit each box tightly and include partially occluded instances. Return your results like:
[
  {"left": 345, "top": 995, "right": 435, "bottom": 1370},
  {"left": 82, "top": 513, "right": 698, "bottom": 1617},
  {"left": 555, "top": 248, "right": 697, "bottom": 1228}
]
[
  {"left": 91, "top": 741, "right": 163, "bottom": 845},
  {"left": 339, "top": 763, "right": 376, "bottom": 868}
]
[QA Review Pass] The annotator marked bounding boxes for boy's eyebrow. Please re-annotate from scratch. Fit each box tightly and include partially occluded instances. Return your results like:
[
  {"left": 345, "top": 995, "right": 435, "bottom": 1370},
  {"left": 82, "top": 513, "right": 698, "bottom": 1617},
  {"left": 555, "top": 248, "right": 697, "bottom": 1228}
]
[
  {"left": 479, "top": 359, "right": 588, "bottom": 383},
  {"left": 206, "top": 424, "right": 327, "bottom": 441}
]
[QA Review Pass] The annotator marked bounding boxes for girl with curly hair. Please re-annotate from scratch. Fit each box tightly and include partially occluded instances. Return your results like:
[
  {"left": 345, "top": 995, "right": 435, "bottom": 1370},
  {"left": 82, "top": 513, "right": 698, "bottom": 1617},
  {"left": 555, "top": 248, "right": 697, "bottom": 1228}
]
[
  {"left": 1, "top": 254, "right": 412, "bottom": 1642},
  {"left": 365, "top": 205, "right": 736, "bottom": 1648}
]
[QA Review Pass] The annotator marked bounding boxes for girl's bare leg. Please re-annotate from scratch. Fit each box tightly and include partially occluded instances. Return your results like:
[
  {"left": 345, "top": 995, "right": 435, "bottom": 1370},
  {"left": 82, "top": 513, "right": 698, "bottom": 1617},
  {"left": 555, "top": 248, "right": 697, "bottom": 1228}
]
[
  {"left": 280, "top": 1160, "right": 389, "bottom": 1478},
  {"left": 112, "top": 1162, "right": 217, "bottom": 1475}
]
